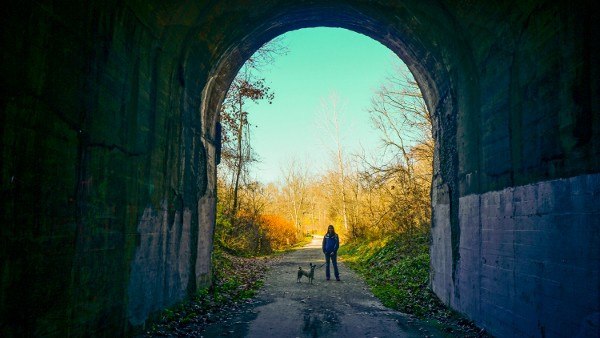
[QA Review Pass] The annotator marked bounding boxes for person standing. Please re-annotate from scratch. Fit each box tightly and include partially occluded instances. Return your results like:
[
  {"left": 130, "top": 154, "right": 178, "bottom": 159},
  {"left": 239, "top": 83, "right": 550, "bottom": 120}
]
[{"left": 322, "top": 225, "right": 340, "bottom": 281}]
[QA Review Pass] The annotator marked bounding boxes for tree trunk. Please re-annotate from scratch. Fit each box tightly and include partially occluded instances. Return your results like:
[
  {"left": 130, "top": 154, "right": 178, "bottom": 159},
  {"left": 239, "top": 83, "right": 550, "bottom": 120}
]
[
  {"left": 337, "top": 145, "right": 349, "bottom": 231},
  {"left": 231, "top": 96, "right": 244, "bottom": 215}
]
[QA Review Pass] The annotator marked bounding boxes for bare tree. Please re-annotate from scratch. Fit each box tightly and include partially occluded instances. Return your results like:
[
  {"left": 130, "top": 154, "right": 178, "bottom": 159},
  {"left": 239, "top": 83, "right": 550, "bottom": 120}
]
[
  {"left": 280, "top": 158, "right": 309, "bottom": 232},
  {"left": 318, "top": 93, "right": 350, "bottom": 232},
  {"left": 219, "top": 39, "right": 287, "bottom": 216},
  {"left": 358, "top": 62, "right": 433, "bottom": 235},
  {"left": 367, "top": 63, "right": 433, "bottom": 177},
  {"left": 221, "top": 71, "right": 273, "bottom": 215}
]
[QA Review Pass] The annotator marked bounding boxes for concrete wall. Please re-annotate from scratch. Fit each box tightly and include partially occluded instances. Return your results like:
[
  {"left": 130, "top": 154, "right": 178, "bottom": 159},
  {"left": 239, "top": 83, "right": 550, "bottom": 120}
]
[
  {"left": 429, "top": 2, "right": 600, "bottom": 337},
  {"left": 433, "top": 173, "right": 600, "bottom": 337},
  {"left": 0, "top": 0, "right": 598, "bottom": 336},
  {"left": 0, "top": 1, "right": 217, "bottom": 335}
]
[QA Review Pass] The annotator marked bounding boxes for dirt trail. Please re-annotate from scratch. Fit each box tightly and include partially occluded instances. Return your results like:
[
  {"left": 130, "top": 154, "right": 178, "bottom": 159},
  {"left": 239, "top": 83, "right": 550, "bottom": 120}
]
[
  {"left": 202, "top": 238, "right": 442, "bottom": 337},
  {"left": 201, "top": 237, "right": 444, "bottom": 337}
]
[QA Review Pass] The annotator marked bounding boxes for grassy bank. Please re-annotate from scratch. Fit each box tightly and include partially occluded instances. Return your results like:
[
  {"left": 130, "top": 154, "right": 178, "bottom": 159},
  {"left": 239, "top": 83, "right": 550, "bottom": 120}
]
[{"left": 339, "top": 232, "right": 489, "bottom": 337}]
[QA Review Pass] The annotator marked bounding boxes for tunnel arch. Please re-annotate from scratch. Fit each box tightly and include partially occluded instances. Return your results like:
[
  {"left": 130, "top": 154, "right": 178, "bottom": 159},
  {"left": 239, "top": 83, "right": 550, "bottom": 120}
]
[
  {"left": 197, "top": 3, "right": 480, "bottom": 151},
  {"left": 193, "top": 0, "right": 480, "bottom": 310}
]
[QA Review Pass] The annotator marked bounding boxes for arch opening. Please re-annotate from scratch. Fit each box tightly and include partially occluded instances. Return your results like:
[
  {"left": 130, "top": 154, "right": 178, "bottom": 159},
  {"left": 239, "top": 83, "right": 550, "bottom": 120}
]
[{"left": 195, "top": 2, "right": 471, "bottom": 331}]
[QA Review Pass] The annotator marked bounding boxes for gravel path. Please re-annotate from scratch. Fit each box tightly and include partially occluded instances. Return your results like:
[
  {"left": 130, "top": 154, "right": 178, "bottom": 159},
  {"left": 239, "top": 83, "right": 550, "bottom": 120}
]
[{"left": 200, "top": 237, "right": 444, "bottom": 337}]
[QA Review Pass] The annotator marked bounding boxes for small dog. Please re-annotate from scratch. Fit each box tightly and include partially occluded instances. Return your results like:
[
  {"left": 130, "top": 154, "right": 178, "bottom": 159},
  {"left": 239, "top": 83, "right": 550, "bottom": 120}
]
[{"left": 297, "top": 263, "right": 316, "bottom": 284}]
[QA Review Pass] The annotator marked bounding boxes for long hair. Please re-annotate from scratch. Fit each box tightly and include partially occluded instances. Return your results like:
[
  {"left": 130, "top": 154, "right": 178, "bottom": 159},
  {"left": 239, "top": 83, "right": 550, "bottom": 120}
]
[{"left": 326, "top": 225, "right": 335, "bottom": 236}]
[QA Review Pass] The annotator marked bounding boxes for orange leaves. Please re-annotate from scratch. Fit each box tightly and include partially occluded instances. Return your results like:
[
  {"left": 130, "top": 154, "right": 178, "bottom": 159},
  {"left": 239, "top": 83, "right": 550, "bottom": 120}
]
[{"left": 259, "top": 214, "right": 297, "bottom": 250}]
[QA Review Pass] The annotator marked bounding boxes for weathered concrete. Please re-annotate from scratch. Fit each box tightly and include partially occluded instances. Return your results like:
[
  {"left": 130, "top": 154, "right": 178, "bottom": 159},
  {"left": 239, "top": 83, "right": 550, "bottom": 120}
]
[
  {"left": 0, "top": 0, "right": 598, "bottom": 337},
  {"left": 434, "top": 173, "right": 600, "bottom": 337}
]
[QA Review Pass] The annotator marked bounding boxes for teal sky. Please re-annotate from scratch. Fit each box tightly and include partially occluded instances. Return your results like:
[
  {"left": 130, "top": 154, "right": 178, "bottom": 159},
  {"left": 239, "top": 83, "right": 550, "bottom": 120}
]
[{"left": 244, "top": 27, "right": 406, "bottom": 184}]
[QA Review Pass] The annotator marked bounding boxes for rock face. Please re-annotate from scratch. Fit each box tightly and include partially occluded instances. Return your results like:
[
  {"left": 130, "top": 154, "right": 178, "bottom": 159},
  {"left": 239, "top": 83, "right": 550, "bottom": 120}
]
[{"left": 0, "top": 1, "right": 598, "bottom": 336}]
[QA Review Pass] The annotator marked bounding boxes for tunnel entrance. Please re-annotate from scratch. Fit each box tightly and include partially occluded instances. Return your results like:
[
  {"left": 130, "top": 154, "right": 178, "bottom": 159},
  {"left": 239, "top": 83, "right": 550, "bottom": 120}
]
[
  {"left": 195, "top": 3, "right": 470, "bottom": 333},
  {"left": 199, "top": 0, "right": 464, "bottom": 295},
  {"left": 208, "top": 28, "right": 441, "bottom": 325}
]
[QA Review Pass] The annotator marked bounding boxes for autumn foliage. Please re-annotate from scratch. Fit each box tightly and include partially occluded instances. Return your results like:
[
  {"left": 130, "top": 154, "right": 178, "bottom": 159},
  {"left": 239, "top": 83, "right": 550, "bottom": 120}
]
[
  {"left": 259, "top": 214, "right": 297, "bottom": 251},
  {"left": 215, "top": 207, "right": 302, "bottom": 255},
  {"left": 216, "top": 40, "right": 432, "bottom": 256}
]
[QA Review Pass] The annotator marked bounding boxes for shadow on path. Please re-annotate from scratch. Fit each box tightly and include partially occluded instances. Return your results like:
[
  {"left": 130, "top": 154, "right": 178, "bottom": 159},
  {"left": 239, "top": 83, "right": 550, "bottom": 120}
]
[{"left": 201, "top": 237, "right": 444, "bottom": 337}]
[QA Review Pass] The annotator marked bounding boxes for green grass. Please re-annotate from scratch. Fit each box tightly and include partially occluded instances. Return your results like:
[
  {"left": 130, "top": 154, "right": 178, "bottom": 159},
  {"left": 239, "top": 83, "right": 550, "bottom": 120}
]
[{"left": 339, "top": 232, "right": 489, "bottom": 337}]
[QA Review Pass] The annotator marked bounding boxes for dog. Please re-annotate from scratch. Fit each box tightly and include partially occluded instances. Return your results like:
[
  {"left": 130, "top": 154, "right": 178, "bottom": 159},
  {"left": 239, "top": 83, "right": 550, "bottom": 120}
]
[{"left": 297, "top": 263, "right": 316, "bottom": 284}]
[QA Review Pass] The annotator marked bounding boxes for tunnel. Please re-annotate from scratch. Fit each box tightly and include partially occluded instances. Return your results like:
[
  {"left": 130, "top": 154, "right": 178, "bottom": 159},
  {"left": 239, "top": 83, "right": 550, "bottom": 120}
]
[{"left": 1, "top": 1, "right": 598, "bottom": 336}]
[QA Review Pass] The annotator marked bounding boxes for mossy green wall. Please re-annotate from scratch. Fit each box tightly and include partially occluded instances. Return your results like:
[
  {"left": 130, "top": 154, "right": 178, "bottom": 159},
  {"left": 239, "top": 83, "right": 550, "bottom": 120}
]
[{"left": 1, "top": 1, "right": 214, "bottom": 335}]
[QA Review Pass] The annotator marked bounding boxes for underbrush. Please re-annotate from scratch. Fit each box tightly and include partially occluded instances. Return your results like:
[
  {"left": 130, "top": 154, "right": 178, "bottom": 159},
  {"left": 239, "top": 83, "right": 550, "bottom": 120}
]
[
  {"left": 142, "top": 230, "right": 312, "bottom": 336},
  {"left": 142, "top": 245, "right": 271, "bottom": 336},
  {"left": 339, "top": 232, "right": 489, "bottom": 337}
]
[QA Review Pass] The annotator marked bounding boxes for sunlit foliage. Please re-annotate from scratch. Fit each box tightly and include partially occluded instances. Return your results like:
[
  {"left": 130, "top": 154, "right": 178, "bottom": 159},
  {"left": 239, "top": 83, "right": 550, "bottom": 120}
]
[{"left": 217, "top": 45, "right": 432, "bottom": 255}]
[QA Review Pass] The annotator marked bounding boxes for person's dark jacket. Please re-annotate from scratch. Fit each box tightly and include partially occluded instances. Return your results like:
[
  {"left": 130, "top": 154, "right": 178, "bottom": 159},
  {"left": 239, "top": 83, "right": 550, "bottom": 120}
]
[{"left": 322, "top": 233, "right": 339, "bottom": 254}]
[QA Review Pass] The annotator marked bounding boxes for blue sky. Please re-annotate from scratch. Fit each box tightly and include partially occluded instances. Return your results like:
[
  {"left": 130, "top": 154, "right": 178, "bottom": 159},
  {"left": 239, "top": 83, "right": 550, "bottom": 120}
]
[{"left": 243, "top": 27, "right": 407, "bottom": 184}]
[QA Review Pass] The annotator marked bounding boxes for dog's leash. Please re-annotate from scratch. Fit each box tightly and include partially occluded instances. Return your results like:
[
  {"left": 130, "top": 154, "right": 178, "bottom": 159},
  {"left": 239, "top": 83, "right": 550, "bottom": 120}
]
[{"left": 316, "top": 263, "right": 326, "bottom": 269}]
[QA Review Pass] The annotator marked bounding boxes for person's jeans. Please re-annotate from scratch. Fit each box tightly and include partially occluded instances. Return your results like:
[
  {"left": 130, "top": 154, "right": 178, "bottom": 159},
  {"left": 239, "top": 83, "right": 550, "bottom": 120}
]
[{"left": 324, "top": 252, "right": 339, "bottom": 279}]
